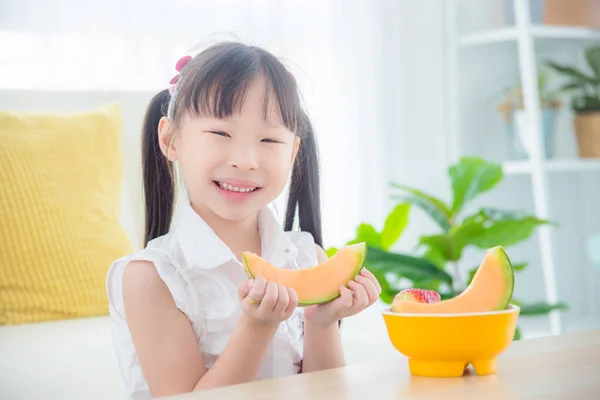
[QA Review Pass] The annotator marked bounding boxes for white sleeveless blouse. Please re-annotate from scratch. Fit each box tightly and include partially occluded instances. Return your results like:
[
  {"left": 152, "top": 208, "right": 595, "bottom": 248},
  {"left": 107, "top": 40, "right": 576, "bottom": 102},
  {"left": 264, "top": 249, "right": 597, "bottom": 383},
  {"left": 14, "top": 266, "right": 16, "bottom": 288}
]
[{"left": 105, "top": 201, "right": 318, "bottom": 400}]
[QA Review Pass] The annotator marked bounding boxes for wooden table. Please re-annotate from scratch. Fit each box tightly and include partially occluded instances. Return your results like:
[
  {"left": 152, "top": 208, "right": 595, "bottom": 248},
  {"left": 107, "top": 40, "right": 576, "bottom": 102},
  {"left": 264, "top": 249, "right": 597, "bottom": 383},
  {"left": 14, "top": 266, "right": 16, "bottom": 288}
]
[{"left": 166, "top": 330, "right": 600, "bottom": 400}]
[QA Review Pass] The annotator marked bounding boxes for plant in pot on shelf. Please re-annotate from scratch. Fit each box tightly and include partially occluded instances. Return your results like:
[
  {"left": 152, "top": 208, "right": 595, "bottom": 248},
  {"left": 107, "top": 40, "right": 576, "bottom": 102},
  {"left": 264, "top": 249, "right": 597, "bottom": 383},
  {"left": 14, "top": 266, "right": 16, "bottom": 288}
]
[
  {"left": 547, "top": 45, "right": 600, "bottom": 158},
  {"left": 328, "top": 157, "right": 568, "bottom": 341},
  {"left": 497, "top": 67, "right": 563, "bottom": 160}
]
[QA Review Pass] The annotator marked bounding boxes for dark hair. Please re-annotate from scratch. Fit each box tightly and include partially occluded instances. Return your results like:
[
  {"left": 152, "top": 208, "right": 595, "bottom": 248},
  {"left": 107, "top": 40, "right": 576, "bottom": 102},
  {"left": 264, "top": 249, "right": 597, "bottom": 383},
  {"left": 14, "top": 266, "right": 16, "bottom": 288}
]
[{"left": 141, "top": 41, "right": 323, "bottom": 248}]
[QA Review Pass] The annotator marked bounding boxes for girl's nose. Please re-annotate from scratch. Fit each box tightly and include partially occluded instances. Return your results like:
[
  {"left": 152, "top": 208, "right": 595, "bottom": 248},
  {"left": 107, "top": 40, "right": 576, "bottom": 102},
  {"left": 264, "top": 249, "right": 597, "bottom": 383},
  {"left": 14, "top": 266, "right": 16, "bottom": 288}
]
[{"left": 229, "top": 143, "right": 259, "bottom": 171}]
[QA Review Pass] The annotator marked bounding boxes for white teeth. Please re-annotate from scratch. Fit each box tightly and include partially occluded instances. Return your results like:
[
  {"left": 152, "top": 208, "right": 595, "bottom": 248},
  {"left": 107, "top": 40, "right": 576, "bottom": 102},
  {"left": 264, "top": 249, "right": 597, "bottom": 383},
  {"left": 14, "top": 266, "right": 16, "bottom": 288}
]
[{"left": 217, "top": 181, "right": 257, "bottom": 193}]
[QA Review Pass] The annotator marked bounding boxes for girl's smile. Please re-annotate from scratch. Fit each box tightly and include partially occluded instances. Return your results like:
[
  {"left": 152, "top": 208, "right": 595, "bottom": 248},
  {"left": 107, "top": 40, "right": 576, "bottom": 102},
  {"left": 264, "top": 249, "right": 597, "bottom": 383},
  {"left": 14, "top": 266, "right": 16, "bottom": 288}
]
[{"left": 213, "top": 179, "right": 263, "bottom": 202}]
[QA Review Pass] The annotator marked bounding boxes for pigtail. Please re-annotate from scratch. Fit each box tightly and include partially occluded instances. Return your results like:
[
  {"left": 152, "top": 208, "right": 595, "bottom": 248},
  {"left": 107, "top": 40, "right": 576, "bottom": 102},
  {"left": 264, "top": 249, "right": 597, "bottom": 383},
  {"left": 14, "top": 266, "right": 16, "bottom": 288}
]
[
  {"left": 141, "top": 89, "right": 175, "bottom": 247},
  {"left": 284, "top": 111, "right": 323, "bottom": 248}
]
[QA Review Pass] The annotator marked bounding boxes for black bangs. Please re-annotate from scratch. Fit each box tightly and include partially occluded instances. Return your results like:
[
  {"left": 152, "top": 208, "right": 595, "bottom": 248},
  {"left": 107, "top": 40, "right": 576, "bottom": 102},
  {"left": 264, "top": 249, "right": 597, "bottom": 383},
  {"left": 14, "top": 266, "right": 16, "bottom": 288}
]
[{"left": 171, "top": 42, "right": 301, "bottom": 133}]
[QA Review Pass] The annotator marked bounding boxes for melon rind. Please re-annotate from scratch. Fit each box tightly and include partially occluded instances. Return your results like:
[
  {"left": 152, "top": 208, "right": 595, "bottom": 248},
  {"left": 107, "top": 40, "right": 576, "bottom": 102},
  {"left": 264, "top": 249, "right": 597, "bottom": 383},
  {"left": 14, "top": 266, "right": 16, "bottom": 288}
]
[
  {"left": 242, "top": 242, "right": 367, "bottom": 306},
  {"left": 488, "top": 245, "right": 515, "bottom": 311}
]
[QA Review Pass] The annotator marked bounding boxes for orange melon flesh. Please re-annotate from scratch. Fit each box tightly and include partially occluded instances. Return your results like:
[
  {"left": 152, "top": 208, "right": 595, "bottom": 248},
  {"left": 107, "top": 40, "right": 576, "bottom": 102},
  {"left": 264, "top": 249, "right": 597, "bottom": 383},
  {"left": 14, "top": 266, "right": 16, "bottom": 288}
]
[
  {"left": 242, "top": 242, "right": 366, "bottom": 306},
  {"left": 391, "top": 246, "right": 514, "bottom": 314}
]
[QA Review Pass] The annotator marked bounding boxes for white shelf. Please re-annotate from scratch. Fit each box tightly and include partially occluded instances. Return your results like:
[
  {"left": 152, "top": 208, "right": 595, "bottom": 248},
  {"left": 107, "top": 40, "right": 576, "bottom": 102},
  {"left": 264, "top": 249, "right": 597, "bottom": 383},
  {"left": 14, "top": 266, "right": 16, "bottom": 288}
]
[
  {"left": 531, "top": 25, "right": 600, "bottom": 40},
  {"left": 503, "top": 160, "right": 532, "bottom": 175},
  {"left": 446, "top": 0, "right": 600, "bottom": 337},
  {"left": 503, "top": 159, "right": 600, "bottom": 175},
  {"left": 458, "top": 27, "right": 517, "bottom": 47},
  {"left": 457, "top": 25, "right": 600, "bottom": 48},
  {"left": 546, "top": 159, "right": 600, "bottom": 172}
]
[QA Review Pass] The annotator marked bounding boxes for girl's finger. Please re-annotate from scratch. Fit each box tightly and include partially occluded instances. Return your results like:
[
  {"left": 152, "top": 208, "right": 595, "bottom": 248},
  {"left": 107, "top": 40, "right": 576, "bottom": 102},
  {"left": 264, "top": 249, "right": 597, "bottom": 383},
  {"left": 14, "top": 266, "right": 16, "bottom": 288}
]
[
  {"left": 237, "top": 279, "right": 252, "bottom": 300},
  {"left": 273, "top": 284, "right": 290, "bottom": 314},
  {"left": 259, "top": 281, "right": 279, "bottom": 311},
  {"left": 285, "top": 287, "right": 299, "bottom": 315},
  {"left": 348, "top": 280, "right": 370, "bottom": 311},
  {"left": 247, "top": 276, "right": 267, "bottom": 303},
  {"left": 361, "top": 268, "right": 382, "bottom": 294},
  {"left": 337, "top": 285, "right": 354, "bottom": 311},
  {"left": 316, "top": 286, "right": 352, "bottom": 319},
  {"left": 355, "top": 275, "right": 380, "bottom": 304}
]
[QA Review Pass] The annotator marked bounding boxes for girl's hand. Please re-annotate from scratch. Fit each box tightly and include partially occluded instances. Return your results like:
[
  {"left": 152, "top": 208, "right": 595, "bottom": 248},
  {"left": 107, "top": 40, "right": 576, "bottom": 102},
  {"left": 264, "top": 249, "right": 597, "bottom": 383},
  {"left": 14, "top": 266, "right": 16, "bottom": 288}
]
[
  {"left": 304, "top": 268, "right": 382, "bottom": 326},
  {"left": 237, "top": 276, "right": 298, "bottom": 327}
]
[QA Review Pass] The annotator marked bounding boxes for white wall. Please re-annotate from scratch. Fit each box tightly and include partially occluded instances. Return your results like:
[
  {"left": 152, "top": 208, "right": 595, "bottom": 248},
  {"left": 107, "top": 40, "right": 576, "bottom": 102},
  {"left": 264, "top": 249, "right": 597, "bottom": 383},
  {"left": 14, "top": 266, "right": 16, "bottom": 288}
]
[{"left": 378, "top": 0, "right": 452, "bottom": 248}]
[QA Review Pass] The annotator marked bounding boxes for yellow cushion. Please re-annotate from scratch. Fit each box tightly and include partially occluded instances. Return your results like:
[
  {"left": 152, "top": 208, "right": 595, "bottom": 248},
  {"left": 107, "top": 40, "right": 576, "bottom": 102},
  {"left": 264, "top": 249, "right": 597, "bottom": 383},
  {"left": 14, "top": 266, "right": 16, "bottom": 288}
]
[{"left": 0, "top": 103, "right": 134, "bottom": 325}]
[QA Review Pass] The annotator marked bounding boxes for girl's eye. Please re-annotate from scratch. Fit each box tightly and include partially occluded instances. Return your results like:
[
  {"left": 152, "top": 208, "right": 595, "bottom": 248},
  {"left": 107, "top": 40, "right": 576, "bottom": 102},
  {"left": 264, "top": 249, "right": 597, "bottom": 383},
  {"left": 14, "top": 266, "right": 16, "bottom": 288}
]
[
  {"left": 209, "top": 131, "right": 230, "bottom": 137},
  {"left": 261, "top": 138, "right": 281, "bottom": 143}
]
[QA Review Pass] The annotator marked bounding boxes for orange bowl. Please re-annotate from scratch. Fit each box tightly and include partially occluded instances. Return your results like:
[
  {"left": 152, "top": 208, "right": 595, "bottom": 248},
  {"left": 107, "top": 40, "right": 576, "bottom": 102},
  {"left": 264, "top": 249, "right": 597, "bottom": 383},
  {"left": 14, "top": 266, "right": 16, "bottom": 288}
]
[{"left": 381, "top": 304, "right": 520, "bottom": 378}]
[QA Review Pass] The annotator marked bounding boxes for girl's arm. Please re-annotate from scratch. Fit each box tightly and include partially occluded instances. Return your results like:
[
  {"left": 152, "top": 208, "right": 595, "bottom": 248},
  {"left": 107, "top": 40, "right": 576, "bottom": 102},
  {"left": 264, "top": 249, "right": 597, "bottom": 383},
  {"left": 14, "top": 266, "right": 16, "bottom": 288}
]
[
  {"left": 300, "top": 246, "right": 346, "bottom": 372},
  {"left": 122, "top": 261, "right": 288, "bottom": 397}
]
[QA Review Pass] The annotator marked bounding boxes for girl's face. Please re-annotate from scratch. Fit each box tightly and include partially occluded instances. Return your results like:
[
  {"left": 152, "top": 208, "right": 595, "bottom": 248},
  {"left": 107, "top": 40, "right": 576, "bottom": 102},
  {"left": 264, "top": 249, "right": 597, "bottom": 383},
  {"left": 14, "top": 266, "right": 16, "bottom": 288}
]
[{"left": 159, "top": 76, "right": 300, "bottom": 223}]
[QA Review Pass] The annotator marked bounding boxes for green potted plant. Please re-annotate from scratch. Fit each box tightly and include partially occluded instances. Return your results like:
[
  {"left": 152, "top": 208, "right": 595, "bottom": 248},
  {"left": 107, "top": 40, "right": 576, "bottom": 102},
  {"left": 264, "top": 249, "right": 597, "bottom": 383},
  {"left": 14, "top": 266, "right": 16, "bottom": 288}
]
[
  {"left": 497, "top": 67, "right": 563, "bottom": 160},
  {"left": 547, "top": 45, "right": 600, "bottom": 158},
  {"left": 391, "top": 157, "right": 568, "bottom": 339},
  {"left": 328, "top": 157, "right": 568, "bottom": 340}
]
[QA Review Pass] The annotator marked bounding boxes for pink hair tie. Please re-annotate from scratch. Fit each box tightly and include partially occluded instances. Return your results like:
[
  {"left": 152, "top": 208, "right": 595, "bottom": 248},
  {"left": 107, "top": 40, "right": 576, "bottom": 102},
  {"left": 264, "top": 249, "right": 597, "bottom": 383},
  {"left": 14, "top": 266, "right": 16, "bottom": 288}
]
[{"left": 169, "top": 55, "right": 193, "bottom": 95}]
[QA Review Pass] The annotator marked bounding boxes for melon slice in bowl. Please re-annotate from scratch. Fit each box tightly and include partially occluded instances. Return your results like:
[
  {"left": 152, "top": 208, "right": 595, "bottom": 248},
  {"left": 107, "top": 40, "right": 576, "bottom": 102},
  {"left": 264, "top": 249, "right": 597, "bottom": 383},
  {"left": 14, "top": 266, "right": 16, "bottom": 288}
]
[{"left": 391, "top": 245, "right": 514, "bottom": 314}]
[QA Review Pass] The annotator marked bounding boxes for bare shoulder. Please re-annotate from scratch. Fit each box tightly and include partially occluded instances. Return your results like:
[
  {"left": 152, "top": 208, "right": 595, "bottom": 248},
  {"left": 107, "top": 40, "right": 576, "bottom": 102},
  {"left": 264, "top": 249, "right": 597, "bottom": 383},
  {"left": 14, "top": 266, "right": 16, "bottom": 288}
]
[
  {"left": 314, "top": 243, "right": 329, "bottom": 264},
  {"left": 121, "top": 260, "right": 174, "bottom": 309}
]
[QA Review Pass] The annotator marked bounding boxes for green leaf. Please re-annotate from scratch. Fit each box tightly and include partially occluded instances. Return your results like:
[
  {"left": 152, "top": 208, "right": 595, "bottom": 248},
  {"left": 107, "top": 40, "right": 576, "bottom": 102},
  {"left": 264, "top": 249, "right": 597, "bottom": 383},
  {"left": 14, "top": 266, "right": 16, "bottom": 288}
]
[
  {"left": 380, "top": 289, "right": 398, "bottom": 304},
  {"left": 420, "top": 218, "right": 487, "bottom": 263},
  {"left": 454, "top": 208, "right": 554, "bottom": 250},
  {"left": 348, "top": 223, "right": 380, "bottom": 248},
  {"left": 449, "top": 218, "right": 487, "bottom": 258},
  {"left": 572, "top": 96, "right": 600, "bottom": 113},
  {"left": 473, "top": 207, "right": 535, "bottom": 221},
  {"left": 513, "top": 327, "right": 521, "bottom": 341},
  {"left": 585, "top": 47, "right": 600, "bottom": 79},
  {"left": 419, "top": 234, "right": 455, "bottom": 261},
  {"left": 368, "top": 268, "right": 395, "bottom": 304},
  {"left": 547, "top": 61, "right": 598, "bottom": 85},
  {"left": 325, "top": 247, "right": 338, "bottom": 258},
  {"left": 464, "top": 217, "right": 551, "bottom": 249},
  {"left": 511, "top": 298, "right": 524, "bottom": 307},
  {"left": 469, "top": 207, "right": 557, "bottom": 227},
  {"left": 411, "top": 279, "right": 442, "bottom": 292},
  {"left": 389, "top": 182, "right": 452, "bottom": 232},
  {"left": 366, "top": 246, "right": 454, "bottom": 284},
  {"left": 513, "top": 262, "right": 527, "bottom": 271},
  {"left": 466, "top": 266, "right": 478, "bottom": 286},
  {"left": 519, "top": 301, "right": 568, "bottom": 316},
  {"left": 421, "top": 245, "right": 448, "bottom": 270},
  {"left": 559, "top": 81, "right": 583, "bottom": 92},
  {"left": 440, "top": 291, "right": 458, "bottom": 301},
  {"left": 449, "top": 157, "right": 503, "bottom": 214},
  {"left": 380, "top": 203, "right": 410, "bottom": 250}
]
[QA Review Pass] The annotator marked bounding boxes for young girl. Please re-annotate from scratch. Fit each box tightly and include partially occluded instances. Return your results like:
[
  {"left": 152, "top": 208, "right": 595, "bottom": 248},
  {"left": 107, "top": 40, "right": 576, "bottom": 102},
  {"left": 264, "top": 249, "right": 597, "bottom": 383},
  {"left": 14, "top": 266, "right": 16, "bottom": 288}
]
[{"left": 106, "top": 41, "right": 381, "bottom": 399}]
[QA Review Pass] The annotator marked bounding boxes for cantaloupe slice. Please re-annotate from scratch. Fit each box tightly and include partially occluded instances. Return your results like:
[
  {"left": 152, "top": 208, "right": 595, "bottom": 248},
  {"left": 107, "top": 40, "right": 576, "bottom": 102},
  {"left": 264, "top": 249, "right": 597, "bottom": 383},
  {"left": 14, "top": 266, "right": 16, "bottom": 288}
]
[
  {"left": 241, "top": 242, "right": 366, "bottom": 306},
  {"left": 391, "top": 246, "right": 514, "bottom": 314}
]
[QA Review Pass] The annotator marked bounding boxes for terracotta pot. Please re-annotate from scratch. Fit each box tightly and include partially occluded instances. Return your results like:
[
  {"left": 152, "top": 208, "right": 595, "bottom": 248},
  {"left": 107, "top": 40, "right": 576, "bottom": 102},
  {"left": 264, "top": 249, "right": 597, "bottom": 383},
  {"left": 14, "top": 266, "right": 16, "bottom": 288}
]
[
  {"left": 544, "top": 0, "right": 600, "bottom": 28},
  {"left": 574, "top": 112, "right": 600, "bottom": 158}
]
